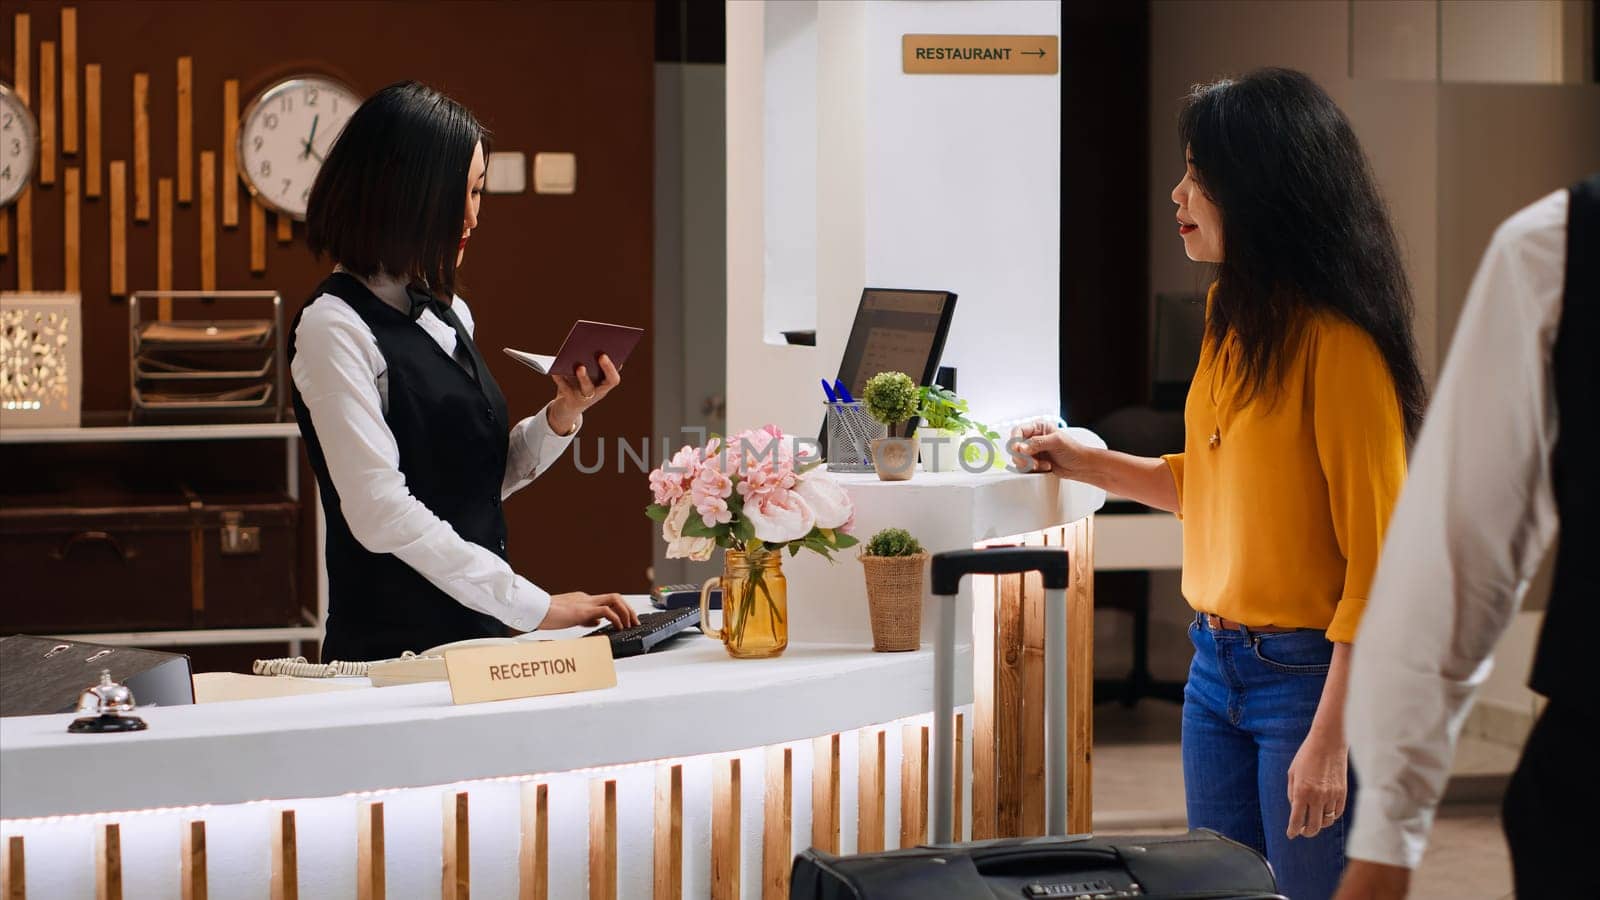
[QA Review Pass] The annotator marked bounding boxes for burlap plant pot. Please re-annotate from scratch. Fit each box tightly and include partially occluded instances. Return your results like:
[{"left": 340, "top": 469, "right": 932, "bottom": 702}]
[{"left": 860, "top": 552, "right": 928, "bottom": 651}]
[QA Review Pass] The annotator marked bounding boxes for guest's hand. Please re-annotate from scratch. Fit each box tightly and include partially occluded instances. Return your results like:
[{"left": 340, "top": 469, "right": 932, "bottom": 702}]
[
  {"left": 541, "top": 591, "right": 640, "bottom": 631},
  {"left": 1286, "top": 731, "right": 1348, "bottom": 839},
  {"left": 549, "top": 353, "right": 620, "bottom": 435},
  {"left": 1008, "top": 419, "right": 1091, "bottom": 478},
  {"left": 1332, "top": 860, "right": 1412, "bottom": 900}
]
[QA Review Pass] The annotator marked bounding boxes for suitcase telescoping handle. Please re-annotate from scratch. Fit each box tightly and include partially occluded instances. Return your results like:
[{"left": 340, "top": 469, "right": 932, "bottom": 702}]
[{"left": 929, "top": 548, "right": 1072, "bottom": 844}]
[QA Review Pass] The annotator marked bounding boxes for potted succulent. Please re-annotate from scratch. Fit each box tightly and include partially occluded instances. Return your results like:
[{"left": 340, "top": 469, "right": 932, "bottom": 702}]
[
  {"left": 862, "top": 371, "right": 919, "bottom": 481},
  {"left": 916, "top": 384, "right": 1003, "bottom": 473},
  {"left": 860, "top": 527, "right": 928, "bottom": 652}
]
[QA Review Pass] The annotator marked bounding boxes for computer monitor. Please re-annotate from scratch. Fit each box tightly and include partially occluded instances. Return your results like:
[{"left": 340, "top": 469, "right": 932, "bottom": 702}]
[{"left": 821, "top": 288, "right": 957, "bottom": 446}]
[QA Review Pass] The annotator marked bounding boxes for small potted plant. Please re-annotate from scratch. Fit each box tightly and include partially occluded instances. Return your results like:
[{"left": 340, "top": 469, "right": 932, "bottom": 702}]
[
  {"left": 860, "top": 527, "right": 928, "bottom": 652},
  {"left": 916, "top": 385, "right": 1003, "bottom": 473},
  {"left": 862, "top": 371, "right": 919, "bottom": 481}
]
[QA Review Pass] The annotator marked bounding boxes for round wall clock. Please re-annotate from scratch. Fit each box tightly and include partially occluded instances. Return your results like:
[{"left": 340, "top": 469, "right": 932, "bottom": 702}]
[
  {"left": 237, "top": 74, "right": 362, "bottom": 221},
  {"left": 0, "top": 82, "right": 39, "bottom": 209}
]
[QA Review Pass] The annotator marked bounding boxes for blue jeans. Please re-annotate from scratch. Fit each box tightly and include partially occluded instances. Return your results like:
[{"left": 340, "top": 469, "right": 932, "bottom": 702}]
[{"left": 1182, "top": 614, "right": 1350, "bottom": 900}]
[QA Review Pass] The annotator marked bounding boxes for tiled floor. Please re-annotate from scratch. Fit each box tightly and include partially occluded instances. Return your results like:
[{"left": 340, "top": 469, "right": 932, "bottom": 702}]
[{"left": 1091, "top": 700, "right": 1517, "bottom": 899}]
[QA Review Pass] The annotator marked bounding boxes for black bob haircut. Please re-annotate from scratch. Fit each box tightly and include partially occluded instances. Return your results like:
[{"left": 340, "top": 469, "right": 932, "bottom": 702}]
[
  {"left": 1179, "top": 68, "right": 1426, "bottom": 441},
  {"left": 306, "top": 81, "right": 488, "bottom": 300}
]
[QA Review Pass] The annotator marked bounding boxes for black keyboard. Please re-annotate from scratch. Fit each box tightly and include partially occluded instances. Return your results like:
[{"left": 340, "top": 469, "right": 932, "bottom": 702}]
[{"left": 585, "top": 607, "right": 701, "bottom": 659}]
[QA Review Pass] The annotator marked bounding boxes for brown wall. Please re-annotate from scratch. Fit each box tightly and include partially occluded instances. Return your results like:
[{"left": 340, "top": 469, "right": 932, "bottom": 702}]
[{"left": 1, "top": 1, "right": 657, "bottom": 606}]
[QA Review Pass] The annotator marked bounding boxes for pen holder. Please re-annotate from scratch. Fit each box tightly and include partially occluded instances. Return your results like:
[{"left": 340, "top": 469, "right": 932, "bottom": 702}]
[{"left": 825, "top": 402, "right": 887, "bottom": 473}]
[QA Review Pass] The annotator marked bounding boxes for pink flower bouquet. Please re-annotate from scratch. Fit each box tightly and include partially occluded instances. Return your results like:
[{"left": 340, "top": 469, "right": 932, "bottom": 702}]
[{"left": 646, "top": 425, "right": 858, "bottom": 561}]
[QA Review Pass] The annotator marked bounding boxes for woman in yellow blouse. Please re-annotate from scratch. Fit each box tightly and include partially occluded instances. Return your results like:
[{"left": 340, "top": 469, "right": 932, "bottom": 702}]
[{"left": 1014, "top": 69, "right": 1422, "bottom": 900}]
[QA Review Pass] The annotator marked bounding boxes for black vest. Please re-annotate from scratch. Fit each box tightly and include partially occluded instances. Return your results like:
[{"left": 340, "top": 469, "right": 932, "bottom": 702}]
[
  {"left": 290, "top": 273, "right": 512, "bottom": 662},
  {"left": 1529, "top": 174, "right": 1600, "bottom": 706}
]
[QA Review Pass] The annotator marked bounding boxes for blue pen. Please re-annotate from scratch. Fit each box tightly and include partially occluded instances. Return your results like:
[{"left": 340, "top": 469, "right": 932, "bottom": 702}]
[
  {"left": 834, "top": 380, "right": 854, "bottom": 403},
  {"left": 820, "top": 378, "right": 837, "bottom": 403}
]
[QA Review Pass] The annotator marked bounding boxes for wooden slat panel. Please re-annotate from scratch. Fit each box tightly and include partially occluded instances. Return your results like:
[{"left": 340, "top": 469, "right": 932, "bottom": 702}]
[
  {"left": 1020, "top": 529, "right": 1049, "bottom": 836},
  {"left": 519, "top": 783, "right": 548, "bottom": 900},
  {"left": 972, "top": 573, "right": 996, "bottom": 840},
  {"left": 441, "top": 791, "right": 469, "bottom": 900},
  {"left": 954, "top": 711, "right": 965, "bottom": 842},
  {"left": 857, "top": 728, "right": 886, "bottom": 853},
  {"left": 61, "top": 8, "right": 77, "bottom": 154},
  {"left": 249, "top": 198, "right": 265, "bottom": 272},
  {"left": 199, "top": 151, "right": 216, "bottom": 290},
  {"left": 182, "top": 820, "right": 206, "bottom": 900},
  {"left": 38, "top": 41, "right": 55, "bottom": 185},
  {"left": 96, "top": 823, "right": 121, "bottom": 900},
  {"left": 357, "top": 801, "right": 385, "bottom": 900},
  {"left": 133, "top": 73, "right": 150, "bottom": 222},
  {"left": 1066, "top": 518, "right": 1095, "bottom": 834},
  {"left": 12, "top": 15, "right": 28, "bottom": 104},
  {"left": 899, "top": 724, "right": 929, "bottom": 847},
  {"left": 809, "top": 734, "right": 840, "bottom": 852},
  {"left": 1, "top": 210, "right": 8, "bottom": 257},
  {"left": 64, "top": 167, "right": 79, "bottom": 291},
  {"left": 3, "top": 835, "right": 24, "bottom": 900},
  {"left": 222, "top": 80, "right": 239, "bottom": 228},
  {"left": 157, "top": 177, "right": 173, "bottom": 318},
  {"left": 176, "top": 57, "right": 192, "bottom": 204},
  {"left": 276, "top": 212, "right": 292, "bottom": 243},
  {"left": 652, "top": 765, "right": 681, "bottom": 900},
  {"left": 16, "top": 187, "right": 31, "bottom": 291},
  {"left": 762, "top": 745, "right": 792, "bottom": 900},
  {"left": 85, "top": 64, "right": 101, "bottom": 197},
  {"left": 589, "top": 779, "right": 618, "bottom": 900},
  {"left": 109, "top": 161, "right": 126, "bottom": 294},
  {"left": 270, "top": 810, "right": 297, "bottom": 900},
  {"left": 995, "top": 564, "right": 1025, "bottom": 837},
  {"left": 710, "top": 757, "right": 740, "bottom": 900}
]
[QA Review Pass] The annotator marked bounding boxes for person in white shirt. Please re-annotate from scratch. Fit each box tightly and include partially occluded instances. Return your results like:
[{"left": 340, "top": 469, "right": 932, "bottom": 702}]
[
  {"left": 1335, "top": 177, "right": 1597, "bottom": 898},
  {"left": 291, "top": 81, "right": 637, "bottom": 661}
]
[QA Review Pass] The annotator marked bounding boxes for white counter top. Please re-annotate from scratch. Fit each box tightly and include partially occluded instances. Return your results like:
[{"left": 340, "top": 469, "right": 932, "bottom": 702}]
[{"left": 0, "top": 637, "right": 971, "bottom": 819}]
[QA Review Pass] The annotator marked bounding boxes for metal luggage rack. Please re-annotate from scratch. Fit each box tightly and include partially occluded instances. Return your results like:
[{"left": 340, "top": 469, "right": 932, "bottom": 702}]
[{"left": 128, "top": 291, "right": 285, "bottom": 423}]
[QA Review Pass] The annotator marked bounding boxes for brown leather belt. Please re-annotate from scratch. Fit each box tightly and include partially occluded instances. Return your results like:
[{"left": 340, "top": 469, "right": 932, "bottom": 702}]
[{"left": 1202, "top": 613, "right": 1300, "bottom": 634}]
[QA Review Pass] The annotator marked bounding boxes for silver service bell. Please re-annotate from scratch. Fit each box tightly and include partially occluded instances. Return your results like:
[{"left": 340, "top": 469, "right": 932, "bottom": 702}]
[{"left": 67, "top": 669, "right": 149, "bottom": 734}]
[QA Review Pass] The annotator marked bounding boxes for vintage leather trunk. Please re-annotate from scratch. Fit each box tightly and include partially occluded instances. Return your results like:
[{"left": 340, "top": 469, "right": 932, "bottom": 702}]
[{"left": 0, "top": 491, "right": 301, "bottom": 633}]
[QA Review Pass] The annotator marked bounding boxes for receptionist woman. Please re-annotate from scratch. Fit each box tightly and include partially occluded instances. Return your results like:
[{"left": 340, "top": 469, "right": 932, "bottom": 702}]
[
  {"left": 290, "top": 81, "right": 638, "bottom": 662},
  {"left": 1014, "top": 69, "right": 1422, "bottom": 900}
]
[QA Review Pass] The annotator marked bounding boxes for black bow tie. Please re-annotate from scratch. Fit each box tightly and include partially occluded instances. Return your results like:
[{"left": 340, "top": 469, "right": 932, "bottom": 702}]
[{"left": 405, "top": 283, "right": 451, "bottom": 323}]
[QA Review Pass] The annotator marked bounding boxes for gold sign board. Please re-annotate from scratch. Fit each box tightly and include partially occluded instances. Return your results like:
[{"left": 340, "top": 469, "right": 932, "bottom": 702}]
[
  {"left": 902, "top": 34, "right": 1059, "bottom": 75},
  {"left": 444, "top": 636, "right": 617, "bottom": 705}
]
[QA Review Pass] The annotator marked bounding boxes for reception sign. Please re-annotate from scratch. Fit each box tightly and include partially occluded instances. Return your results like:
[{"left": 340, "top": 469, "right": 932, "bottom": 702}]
[{"left": 445, "top": 636, "right": 617, "bottom": 705}]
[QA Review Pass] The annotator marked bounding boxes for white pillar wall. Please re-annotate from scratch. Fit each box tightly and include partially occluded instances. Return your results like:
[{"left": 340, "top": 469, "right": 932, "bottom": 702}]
[{"left": 727, "top": 0, "right": 1063, "bottom": 438}]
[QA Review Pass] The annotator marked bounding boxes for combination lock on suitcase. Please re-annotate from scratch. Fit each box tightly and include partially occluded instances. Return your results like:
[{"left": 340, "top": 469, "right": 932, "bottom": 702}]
[{"left": 791, "top": 547, "right": 1283, "bottom": 900}]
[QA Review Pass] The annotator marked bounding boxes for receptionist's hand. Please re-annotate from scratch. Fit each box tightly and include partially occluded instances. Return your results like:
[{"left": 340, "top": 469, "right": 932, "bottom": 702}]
[
  {"left": 1009, "top": 419, "right": 1089, "bottom": 478},
  {"left": 541, "top": 591, "right": 640, "bottom": 631},
  {"left": 548, "top": 353, "right": 621, "bottom": 435}
]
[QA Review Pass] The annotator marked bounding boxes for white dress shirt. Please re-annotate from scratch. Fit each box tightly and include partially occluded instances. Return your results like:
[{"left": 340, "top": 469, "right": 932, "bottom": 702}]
[
  {"left": 290, "top": 270, "right": 580, "bottom": 632},
  {"left": 1345, "top": 190, "right": 1568, "bottom": 869}
]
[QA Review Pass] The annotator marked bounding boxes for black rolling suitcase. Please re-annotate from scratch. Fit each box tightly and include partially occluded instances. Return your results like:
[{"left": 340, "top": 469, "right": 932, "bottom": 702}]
[{"left": 792, "top": 548, "right": 1282, "bottom": 900}]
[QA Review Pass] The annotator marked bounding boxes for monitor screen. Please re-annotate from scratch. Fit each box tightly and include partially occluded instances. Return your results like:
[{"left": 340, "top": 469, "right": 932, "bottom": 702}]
[{"left": 835, "top": 288, "right": 958, "bottom": 398}]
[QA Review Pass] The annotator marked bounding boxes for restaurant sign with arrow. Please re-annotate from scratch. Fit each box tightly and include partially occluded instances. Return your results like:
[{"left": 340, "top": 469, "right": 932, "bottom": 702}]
[{"left": 902, "top": 34, "right": 1059, "bottom": 75}]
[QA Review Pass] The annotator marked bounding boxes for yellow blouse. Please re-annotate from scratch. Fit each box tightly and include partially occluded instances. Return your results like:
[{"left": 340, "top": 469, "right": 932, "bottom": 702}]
[{"left": 1161, "top": 301, "right": 1407, "bottom": 643}]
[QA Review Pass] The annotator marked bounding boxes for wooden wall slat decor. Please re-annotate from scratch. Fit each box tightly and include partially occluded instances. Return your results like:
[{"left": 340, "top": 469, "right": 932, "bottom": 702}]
[
  {"left": 64, "top": 166, "right": 80, "bottom": 291},
  {"left": 589, "top": 779, "right": 618, "bottom": 900},
  {"left": 2, "top": 835, "right": 23, "bottom": 900},
  {"left": 810, "top": 733, "right": 840, "bottom": 853},
  {"left": 762, "top": 745, "right": 792, "bottom": 900},
  {"left": 96, "top": 823, "right": 121, "bottom": 900},
  {"left": 249, "top": 198, "right": 265, "bottom": 273},
  {"left": 710, "top": 757, "right": 740, "bottom": 900},
  {"left": 995, "top": 565, "right": 1025, "bottom": 837},
  {"left": 38, "top": 41, "right": 55, "bottom": 185},
  {"left": 176, "top": 56, "right": 193, "bottom": 204},
  {"left": 15, "top": 187, "right": 32, "bottom": 291},
  {"left": 181, "top": 820, "right": 207, "bottom": 900},
  {"left": 85, "top": 63, "right": 102, "bottom": 197},
  {"left": 61, "top": 8, "right": 78, "bottom": 154},
  {"left": 652, "top": 765, "right": 682, "bottom": 900},
  {"left": 899, "top": 724, "right": 929, "bottom": 847},
  {"left": 222, "top": 79, "right": 239, "bottom": 228},
  {"left": 12, "top": 14, "right": 29, "bottom": 102},
  {"left": 276, "top": 212, "right": 292, "bottom": 243},
  {"left": 1066, "top": 519, "right": 1096, "bottom": 834},
  {"left": 857, "top": 728, "right": 886, "bottom": 853},
  {"left": 132, "top": 72, "right": 150, "bottom": 222},
  {"left": 519, "top": 782, "right": 549, "bottom": 900},
  {"left": 270, "top": 810, "right": 297, "bottom": 900},
  {"left": 441, "top": 791, "right": 469, "bottom": 900},
  {"left": 972, "top": 574, "right": 996, "bottom": 840},
  {"left": 199, "top": 150, "right": 216, "bottom": 290},
  {"left": 954, "top": 711, "right": 966, "bottom": 842},
  {"left": 108, "top": 160, "right": 126, "bottom": 295},
  {"left": 157, "top": 177, "right": 173, "bottom": 317},
  {"left": 357, "top": 801, "right": 385, "bottom": 900},
  {"left": 1020, "top": 529, "right": 1048, "bottom": 836}
]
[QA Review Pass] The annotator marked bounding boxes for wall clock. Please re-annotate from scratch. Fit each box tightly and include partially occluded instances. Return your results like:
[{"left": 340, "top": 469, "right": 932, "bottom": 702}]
[
  {"left": 237, "top": 74, "right": 362, "bottom": 221},
  {"left": 0, "top": 82, "right": 39, "bottom": 209}
]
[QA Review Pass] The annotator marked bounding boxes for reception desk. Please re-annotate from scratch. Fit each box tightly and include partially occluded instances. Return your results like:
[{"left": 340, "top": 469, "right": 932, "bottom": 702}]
[{"left": 1, "top": 455, "right": 1104, "bottom": 899}]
